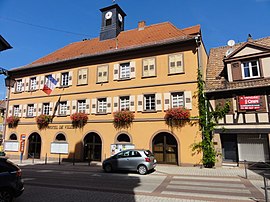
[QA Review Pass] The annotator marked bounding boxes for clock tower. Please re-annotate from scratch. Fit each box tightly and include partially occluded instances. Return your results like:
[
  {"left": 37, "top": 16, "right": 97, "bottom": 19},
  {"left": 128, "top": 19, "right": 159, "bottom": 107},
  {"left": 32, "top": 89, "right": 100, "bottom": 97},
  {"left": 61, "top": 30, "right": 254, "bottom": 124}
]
[{"left": 100, "top": 4, "right": 126, "bottom": 41}]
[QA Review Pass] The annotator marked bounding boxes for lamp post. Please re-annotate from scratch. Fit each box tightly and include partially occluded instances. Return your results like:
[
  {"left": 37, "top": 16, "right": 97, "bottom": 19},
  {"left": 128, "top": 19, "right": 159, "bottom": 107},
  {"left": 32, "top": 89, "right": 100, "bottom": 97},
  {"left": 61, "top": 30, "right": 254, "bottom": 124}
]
[{"left": 2, "top": 76, "right": 16, "bottom": 145}]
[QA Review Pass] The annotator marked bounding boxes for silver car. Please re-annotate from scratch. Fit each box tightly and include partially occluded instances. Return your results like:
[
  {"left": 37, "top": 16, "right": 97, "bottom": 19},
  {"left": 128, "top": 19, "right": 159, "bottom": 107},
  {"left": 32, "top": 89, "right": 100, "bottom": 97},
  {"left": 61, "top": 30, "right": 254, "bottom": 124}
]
[{"left": 102, "top": 149, "right": 156, "bottom": 175}]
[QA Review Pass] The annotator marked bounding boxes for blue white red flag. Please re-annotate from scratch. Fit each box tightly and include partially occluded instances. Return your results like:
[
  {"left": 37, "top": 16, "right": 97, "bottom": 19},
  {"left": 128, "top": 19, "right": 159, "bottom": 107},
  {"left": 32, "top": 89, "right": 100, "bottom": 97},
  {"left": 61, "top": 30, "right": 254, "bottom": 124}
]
[{"left": 42, "top": 75, "right": 58, "bottom": 95}]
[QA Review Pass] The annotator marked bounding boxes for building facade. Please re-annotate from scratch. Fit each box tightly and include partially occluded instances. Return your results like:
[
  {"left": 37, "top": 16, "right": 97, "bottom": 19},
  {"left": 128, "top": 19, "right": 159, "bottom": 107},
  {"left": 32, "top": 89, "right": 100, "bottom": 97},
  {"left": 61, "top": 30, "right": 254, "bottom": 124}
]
[
  {"left": 206, "top": 36, "right": 270, "bottom": 166},
  {"left": 4, "top": 4, "right": 207, "bottom": 166}
]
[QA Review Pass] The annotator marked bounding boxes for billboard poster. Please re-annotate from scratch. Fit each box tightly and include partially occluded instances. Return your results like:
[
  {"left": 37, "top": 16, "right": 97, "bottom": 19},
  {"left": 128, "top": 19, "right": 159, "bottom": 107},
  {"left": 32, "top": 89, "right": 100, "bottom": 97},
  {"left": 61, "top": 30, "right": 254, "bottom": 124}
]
[
  {"left": 110, "top": 144, "right": 135, "bottom": 156},
  {"left": 239, "top": 96, "right": 260, "bottom": 110}
]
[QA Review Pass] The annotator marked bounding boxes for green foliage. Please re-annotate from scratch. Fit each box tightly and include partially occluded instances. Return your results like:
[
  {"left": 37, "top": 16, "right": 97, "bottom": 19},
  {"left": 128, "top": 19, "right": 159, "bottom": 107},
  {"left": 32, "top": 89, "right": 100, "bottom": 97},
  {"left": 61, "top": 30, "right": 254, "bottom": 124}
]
[{"left": 194, "top": 69, "right": 230, "bottom": 168}]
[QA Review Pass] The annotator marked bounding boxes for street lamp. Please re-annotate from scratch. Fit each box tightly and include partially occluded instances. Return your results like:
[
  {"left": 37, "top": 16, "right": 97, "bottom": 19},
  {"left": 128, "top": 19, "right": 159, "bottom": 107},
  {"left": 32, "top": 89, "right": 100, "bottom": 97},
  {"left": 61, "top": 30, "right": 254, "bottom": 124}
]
[
  {"left": 5, "top": 76, "right": 16, "bottom": 88},
  {"left": 2, "top": 75, "right": 16, "bottom": 149}
]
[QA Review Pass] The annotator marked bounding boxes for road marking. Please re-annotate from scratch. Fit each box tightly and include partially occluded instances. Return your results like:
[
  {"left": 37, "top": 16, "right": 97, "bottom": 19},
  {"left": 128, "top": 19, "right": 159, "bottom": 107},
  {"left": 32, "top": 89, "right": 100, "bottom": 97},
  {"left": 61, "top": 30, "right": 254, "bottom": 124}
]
[
  {"left": 22, "top": 178, "right": 36, "bottom": 181},
  {"left": 173, "top": 176, "right": 241, "bottom": 181},
  {"left": 36, "top": 170, "right": 53, "bottom": 173},
  {"left": 167, "top": 185, "right": 251, "bottom": 194},
  {"left": 162, "top": 191, "right": 253, "bottom": 201},
  {"left": 170, "top": 180, "right": 246, "bottom": 188}
]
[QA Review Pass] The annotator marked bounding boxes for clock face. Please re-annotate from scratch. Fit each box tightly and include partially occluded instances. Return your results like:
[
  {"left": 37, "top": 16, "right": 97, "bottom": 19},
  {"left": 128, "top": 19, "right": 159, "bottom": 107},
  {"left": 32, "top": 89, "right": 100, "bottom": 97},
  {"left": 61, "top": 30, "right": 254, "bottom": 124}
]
[
  {"left": 118, "top": 13, "right": 123, "bottom": 22},
  {"left": 105, "top": 11, "right": 112, "bottom": 19}
]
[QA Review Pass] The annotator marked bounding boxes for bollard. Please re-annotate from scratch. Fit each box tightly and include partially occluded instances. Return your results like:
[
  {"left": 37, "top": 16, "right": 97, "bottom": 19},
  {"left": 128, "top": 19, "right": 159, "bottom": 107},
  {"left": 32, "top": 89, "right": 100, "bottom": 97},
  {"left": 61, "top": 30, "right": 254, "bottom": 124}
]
[
  {"left": 45, "top": 153, "right": 47, "bottom": 165},
  {"left": 58, "top": 153, "right": 61, "bottom": 165},
  {"left": 244, "top": 160, "right": 248, "bottom": 179},
  {"left": 73, "top": 153, "right": 75, "bottom": 166},
  {"left": 264, "top": 174, "right": 269, "bottom": 202},
  {"left": 32, "top": 153, "right": 34, "bottom": 164}
]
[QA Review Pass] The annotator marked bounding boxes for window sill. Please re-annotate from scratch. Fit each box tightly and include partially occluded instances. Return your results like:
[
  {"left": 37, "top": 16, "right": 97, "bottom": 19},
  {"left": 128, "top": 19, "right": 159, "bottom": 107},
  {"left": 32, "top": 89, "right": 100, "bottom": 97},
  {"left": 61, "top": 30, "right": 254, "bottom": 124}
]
[
  {"left": 95, "top": 112, "right": 108, "bottom": 115},
  {"left": 141, "top": 75, "right": 157, "bottom": 79},
  {"left": 57, "top": 114, "right": 68, "bottom": 117},
  {"left": 142, "top": 110, "right": 157, "bottom": 113},
  {"left": 168, "top": 72, "right": 185, "bottom": 76},
  {"left": 118, "top": 78, "right": 132, "bottom": 81},
  {"left": 76, "top": 83, "right": 88, "bottom": 86},
  {"left": 96, "top": 81, "right": 109, "bottom": 84}
]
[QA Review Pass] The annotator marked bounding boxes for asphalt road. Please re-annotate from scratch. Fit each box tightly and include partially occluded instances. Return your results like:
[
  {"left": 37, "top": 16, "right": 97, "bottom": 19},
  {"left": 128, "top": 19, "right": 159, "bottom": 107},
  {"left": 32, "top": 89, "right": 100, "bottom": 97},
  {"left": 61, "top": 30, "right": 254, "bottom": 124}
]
[{"left": 13, "top": 164, "right": 264, "bottom": 202}]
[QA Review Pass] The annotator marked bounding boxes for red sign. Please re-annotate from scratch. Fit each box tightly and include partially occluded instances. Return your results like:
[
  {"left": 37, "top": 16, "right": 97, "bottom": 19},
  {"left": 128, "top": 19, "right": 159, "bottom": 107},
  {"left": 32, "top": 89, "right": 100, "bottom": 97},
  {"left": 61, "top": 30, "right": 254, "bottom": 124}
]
[
  {"left": 20, "top": 140, "right": 25, "bottom": 152},
  {"left": 239, "top": 96, "right": 261, "bottom": 110}
]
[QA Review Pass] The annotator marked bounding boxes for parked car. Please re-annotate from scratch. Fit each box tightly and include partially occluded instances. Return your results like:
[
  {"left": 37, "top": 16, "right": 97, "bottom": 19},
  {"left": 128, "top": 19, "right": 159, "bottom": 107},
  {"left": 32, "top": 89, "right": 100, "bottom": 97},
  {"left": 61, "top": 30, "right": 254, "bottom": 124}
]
[
  {"left": 0, "top": 158, "right": 24, "bottom": 202},
  {"left": 102, "top": 149, "right": 156, "bottom": 175}
]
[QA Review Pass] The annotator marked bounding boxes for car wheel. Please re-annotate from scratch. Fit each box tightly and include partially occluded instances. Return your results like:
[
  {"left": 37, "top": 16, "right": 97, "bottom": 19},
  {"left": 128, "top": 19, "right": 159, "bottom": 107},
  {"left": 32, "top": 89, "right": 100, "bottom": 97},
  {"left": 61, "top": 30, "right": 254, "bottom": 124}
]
[
  {"left": 0, "top": 189, "right": 13, "bottom": 202},
  {"left": 138, "top": 165, "right": 147, "bottom": 175},
  {"left": 104, "top": 164, "right": 112, "bottom": 173}
]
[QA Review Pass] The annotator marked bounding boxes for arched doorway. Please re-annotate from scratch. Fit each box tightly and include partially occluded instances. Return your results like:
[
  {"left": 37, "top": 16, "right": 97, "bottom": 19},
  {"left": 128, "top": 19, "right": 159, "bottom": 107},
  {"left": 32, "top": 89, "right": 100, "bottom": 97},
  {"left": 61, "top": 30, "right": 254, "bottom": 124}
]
[
  {"left": 152, "top": 132, "right": 178, "bottom": 164},
  {"left": 28, "top": 133, "right": 41, "bottom": 159},
  {"left": 84, "top": 132, "right": 102, "bottom": 161}
]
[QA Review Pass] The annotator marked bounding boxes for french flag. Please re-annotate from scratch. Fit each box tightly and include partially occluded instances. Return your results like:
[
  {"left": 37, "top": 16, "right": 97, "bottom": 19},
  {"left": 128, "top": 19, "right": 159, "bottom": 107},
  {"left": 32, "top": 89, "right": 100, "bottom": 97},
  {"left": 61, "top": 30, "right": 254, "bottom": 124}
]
[{"left": 42, "top": 75, "right": 58, "bottom": 95}]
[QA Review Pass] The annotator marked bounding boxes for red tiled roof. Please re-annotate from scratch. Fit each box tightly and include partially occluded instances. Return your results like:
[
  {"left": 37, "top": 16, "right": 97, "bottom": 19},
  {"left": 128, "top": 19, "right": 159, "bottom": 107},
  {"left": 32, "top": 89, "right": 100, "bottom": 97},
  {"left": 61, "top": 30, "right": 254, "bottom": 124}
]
[
  {"left": 17, "top": 22, "right": 200, "bottom": 69},
  {"left": 206, "top": 36, "right": 270, "bottom": 92}
]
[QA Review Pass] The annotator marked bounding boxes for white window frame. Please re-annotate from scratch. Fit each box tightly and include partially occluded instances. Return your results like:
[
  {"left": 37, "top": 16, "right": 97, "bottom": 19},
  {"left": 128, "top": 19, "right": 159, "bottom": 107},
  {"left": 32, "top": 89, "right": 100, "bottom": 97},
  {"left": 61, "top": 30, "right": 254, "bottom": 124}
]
[
  {"left": 27, "top": 104, "right": 34, "bottom": 117},
  {"left": 241, "top": 60, "right": 260, "bottom": 79},
  {"left": 171, "top": 92, "right": 184, "bottom": 108},
  {"left": 59, "top": 101, "right": 67, "bottom": 116},
  {"left": 144, "top": 94, "right": 156, "bottom": 111},
  {"left": 43, "top": 103, "right": 50, "bottom": 115},
  {"left": 97, "top": 98, "right": 107, "bottom": 113},
  {"left": 77, "top": 100, "right": 86, "bottom": 113},
  {"left": 16, "top": 79, "right": 23, "bottom": 92},
  {"left": 29, "top": 77, "right": 37, "bottom": 91},
  {"left": 120, "top": 96, "right": 130, "bottom": 110},
  {"left": 13, "top": 105, "right": 20, "bottom": 117},
  {"left": 120, "top": 62, "right": 130, "bottom": 79},
  {"left": 61, "top": 72, "right": 69, "bottom": 87}
]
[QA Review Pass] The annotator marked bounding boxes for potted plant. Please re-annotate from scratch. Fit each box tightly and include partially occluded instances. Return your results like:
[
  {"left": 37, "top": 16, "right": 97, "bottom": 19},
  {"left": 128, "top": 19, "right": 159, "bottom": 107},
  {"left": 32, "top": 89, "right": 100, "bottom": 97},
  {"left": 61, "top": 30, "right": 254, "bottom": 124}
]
[
  {"left": 70, "top": 112, "right": 88, "bottom": 129},
  {"left": 6, "top": 116, "right": 20, "bottom": 128},
  {"left": 113, "top": 110, "right": 134, "bottom": 129},
  {"left": 164, "top": 107, "right": 190, "bottom": 127},
  {"left": 36, "top": 114, "right": 52, "bottom": 130}
]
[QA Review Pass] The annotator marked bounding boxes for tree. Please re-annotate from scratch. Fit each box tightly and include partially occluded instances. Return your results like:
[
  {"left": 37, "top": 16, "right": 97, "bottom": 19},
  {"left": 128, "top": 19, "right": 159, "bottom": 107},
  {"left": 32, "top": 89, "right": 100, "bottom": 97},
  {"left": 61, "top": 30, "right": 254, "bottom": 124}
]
[{"left": 193, "top": 69, "right": 230, "bottom": 168}]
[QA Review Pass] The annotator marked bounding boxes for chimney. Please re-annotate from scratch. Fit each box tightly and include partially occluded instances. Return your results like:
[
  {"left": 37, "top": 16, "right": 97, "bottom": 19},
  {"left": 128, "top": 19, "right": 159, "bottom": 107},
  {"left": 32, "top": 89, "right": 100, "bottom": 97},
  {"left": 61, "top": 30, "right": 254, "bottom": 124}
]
[{"left": 138, "top": 21, "right": 146, "bottom": 31}]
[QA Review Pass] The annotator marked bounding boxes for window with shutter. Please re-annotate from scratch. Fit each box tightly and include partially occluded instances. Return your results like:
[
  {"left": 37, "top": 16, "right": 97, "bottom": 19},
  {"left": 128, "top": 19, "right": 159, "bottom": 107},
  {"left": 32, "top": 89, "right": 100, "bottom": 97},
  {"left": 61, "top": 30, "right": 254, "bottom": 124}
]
[
  {"left": 120, "top": 62, "right": 131, "bottom": 79},
  {"left": 231, "top": 62, "right": 242, "bottom": 81},
  {"left": 13, "top": 105, "right": 20, "bottom": 117},
  {"left": 43, "top": 103, "right": 50, "bottom": 115},
  {"left": 142, "top": 58, "right": 156, "bottom": 77},
  {"left": 16, "top": 79, "right": 23, "bottom": 92},
  {"left": 97, "top": 65, "right": 109, "bottom": 83},
  {"left": 77, "top": 68, "right": 88, "bottom": 85},
  {"left": 61, "top": 72, "right": 69, "bottom": 87},
  {"left": 59, "top": 101, "right": 68, "bottom": 116},
  {"left": 168, "top": 53, "right": 184, "bottom": 74},
  {"left": 120, "top": 96, "right": 130, "bottom": 110},
  {"left": 29, "top": 77, "right": 37, "bottom": 91},
  {"left": 27, "top": 104, "right": 34, "bottom": 117},
  {"left": 78, "top": 100, "right": 86, "bottom": 113},
  {"left": 97, "top": 98, "right": 107, "bottom": 113},
  {"left": 144, "top": 94, "right": 156, "bottom": 111},
  {"left": 171, "top": 92, "right": 184, "bottom": 108}
]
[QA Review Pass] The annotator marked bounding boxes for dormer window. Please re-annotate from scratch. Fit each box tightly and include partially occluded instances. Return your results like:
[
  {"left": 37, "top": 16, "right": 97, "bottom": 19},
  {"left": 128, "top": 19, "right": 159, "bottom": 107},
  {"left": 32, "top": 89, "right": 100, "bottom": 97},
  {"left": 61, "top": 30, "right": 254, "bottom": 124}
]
[{"left": 242, "top": 60, "right": 260, "bottom": 79}]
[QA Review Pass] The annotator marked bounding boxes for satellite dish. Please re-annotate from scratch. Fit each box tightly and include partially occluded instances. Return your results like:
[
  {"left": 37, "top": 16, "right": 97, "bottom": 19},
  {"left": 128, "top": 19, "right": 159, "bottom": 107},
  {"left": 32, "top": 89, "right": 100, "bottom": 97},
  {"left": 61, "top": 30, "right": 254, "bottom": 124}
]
[{"left": 227, "top": 40, "right": 235, "bottom": 47}]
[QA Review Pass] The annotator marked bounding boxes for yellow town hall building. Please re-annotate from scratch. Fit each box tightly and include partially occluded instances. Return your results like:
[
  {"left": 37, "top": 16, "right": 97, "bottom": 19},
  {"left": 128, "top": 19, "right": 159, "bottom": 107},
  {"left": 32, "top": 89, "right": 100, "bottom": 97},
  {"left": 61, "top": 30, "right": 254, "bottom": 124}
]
[{"left": 4, "top": 4, "right": 207, "bottom": 165}]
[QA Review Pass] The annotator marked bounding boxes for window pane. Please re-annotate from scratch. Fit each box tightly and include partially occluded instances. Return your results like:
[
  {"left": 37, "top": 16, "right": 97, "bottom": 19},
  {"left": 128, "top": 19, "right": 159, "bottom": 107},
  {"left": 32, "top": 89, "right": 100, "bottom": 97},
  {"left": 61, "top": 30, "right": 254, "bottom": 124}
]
[
  {"left": 61, "top": 72, "right": 69, "bottom": 86},
  {"left": 120, "top": 63, "right": 130, "bottom": 79},
  {"left": 43, "top": 103, "right": 50, "bottom": 115},
  {"left": 78, "top": 100, "right": 86, "bottom": 113},
  {"left": 144, "top": 94, "right": 155, "bottom": 110},
  {"left": 98, "top": 98, "right": 107, "bottom": 113}
]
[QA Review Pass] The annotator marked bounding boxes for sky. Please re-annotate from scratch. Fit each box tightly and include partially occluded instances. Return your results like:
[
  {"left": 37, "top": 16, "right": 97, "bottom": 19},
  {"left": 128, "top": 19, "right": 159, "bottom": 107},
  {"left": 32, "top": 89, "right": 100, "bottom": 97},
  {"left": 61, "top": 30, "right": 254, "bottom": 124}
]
[{"left": 0, "top": 0, "right": 270, "bottom": 99}]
